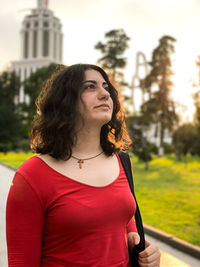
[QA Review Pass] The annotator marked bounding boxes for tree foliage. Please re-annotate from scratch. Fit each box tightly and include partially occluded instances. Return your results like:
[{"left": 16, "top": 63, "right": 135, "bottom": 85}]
[
  {"left": 173, "top": 123, "right": 198, "bottom": 159},
  {"left": 140, "top": 35, "right": 179, "bottom": 155},
  {"left": 0, "top": 70, "right": 20, "bottom": 106},
  {"left": 95, "top": 29, "right": 130, "bottom": 82},
  {"left": 0, "top": 70, "right": 22, "bottom": 151},
  {"left": 126, "top": 115, "right": 156, "bottom": 169},
  {"left": 23, "top": 63, "right": 57, "bottom": 131}
]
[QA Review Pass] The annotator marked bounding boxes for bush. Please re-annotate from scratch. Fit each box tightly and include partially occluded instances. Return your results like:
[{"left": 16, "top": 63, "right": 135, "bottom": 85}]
[
  {"left": 163, "top": 142, "right": 174, "bottom": 154},
  {"left": 148, "top": 143, "right": 158, "bottom": 154},
  {"left": 0, "top": 142, "right": 13, "bottom": 153},
  {"left": 14, "top": 138, "right": 31, "bottom": 152}
]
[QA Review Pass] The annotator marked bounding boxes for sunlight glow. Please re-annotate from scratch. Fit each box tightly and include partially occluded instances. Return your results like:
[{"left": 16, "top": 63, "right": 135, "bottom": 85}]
[{"left": 171, "top": 50, "right": 198, "bottom": 123}]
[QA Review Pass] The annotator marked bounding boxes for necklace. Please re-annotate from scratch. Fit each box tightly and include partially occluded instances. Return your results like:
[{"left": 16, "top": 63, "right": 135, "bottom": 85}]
[{"left": 71, "top": 151, "right": 104, "bottom": 169}]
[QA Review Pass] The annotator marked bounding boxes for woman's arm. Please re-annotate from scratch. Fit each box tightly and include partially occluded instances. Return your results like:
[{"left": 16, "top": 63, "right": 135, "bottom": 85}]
[
  {"left": 127, "top": 217, "right": 137, "bottom": 233},
  {"left": 6, "top": 172, "right": 44, "bottom": 267}
]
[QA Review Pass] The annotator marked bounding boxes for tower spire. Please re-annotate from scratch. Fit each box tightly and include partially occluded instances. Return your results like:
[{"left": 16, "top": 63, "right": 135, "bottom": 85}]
[{"left": 38, "top": 0, "right": 48, "bottom": 9}]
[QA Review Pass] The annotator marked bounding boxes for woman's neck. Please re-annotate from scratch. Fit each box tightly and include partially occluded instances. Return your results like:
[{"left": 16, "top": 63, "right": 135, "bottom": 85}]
[{"left": 72, "top": 126, "right": 102, "bottom": 157}]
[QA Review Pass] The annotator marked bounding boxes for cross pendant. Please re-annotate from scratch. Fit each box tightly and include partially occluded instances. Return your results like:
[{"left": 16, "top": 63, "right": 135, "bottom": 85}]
[{"left": 78, "top": 159, "right": 84, "bottom": 169}]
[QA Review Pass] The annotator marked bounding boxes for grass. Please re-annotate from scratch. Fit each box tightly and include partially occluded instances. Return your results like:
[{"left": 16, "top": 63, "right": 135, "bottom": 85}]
[
  {"left": 0, "top": 152, "right": 200, "bottom": 247},
  {"left": 0, "top": 151, "right": 36, "bottom": 169},
  {"left": 131, "top": 154, "right": 200, "bottom": 247}
]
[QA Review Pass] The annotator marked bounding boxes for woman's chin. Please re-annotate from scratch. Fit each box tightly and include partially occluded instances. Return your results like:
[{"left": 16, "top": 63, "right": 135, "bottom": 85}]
[{"left": 90, "top": 117, "right": 111, "bottom": 127}]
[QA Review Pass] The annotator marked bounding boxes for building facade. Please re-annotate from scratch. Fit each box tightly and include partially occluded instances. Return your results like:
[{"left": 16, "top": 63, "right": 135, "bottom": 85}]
[{"left": 11, "top": 0, "right": 63, "bottom": 103}]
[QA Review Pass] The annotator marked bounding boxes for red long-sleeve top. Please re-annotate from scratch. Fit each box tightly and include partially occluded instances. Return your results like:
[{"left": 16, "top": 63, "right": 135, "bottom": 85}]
[{"left": 6, "top": 154, "right": 137, "bottom": 267}]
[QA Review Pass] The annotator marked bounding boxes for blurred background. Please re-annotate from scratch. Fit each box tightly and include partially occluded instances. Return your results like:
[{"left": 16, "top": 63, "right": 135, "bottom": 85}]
[{"left": 0, "top": 0, "right": 199, "bottom": 263}]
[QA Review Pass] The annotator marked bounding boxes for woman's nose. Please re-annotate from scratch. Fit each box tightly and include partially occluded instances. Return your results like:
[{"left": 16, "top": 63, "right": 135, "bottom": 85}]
[{"left": 98, "top": 86, "right": 110, "bottom": 99}]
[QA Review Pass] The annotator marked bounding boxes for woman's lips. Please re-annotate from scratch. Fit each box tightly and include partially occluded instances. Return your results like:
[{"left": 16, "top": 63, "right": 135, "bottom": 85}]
[{"left": 95, "top": 104, "right": 110, "bottom": 109}]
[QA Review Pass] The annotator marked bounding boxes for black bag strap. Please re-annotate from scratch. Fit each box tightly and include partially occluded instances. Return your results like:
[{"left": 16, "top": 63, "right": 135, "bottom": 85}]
[{"left": 119, "top": 151, "right": 145, "bottom": 266}]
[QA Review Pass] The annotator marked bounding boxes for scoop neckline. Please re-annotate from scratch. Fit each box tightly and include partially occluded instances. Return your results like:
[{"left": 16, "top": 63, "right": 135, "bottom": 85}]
[{"left": 35, "top": 153, "right": 122, "bottom": 189}]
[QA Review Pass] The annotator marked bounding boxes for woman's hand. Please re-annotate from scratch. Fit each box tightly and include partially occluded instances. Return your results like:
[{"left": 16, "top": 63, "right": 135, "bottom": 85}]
[
  {"left": 127, "top": 231, "right": 140, "bottom": 251},
  {"left": 127, "top": 232, "right": 161, "bottom": 267},
  {"left": 138, "top": 240, "right": 161, "bottom": 267}
]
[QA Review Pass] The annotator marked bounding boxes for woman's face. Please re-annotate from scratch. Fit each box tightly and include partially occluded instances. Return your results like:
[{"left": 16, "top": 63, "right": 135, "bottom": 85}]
[{"left": 77, "top": 69, "right": 113, "bottom": 128}]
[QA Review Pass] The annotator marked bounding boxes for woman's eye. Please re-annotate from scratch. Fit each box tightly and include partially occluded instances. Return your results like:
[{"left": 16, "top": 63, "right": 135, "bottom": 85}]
[{"left": 84, "top": 84, "right": 95, "bottom": 90}]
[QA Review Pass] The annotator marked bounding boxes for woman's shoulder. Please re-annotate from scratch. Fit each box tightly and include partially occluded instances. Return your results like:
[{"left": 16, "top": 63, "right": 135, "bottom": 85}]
[
  {"left": 17, "top": 155, "right": 52, "bottom": 187},
  {"left": 16, "top": 155, "right": 55, "bottom": 209},
  {"left": 17, "top": 155, "right": 42, "bottom": 175}
]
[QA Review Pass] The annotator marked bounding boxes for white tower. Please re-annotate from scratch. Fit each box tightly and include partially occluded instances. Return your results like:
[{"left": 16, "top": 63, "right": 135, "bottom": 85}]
[{"left": 11, "top": 0, "right": 63, "bottom": 103}]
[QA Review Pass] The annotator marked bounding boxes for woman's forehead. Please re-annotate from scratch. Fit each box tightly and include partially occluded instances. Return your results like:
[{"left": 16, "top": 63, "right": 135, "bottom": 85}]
[{"left": 84, "top": 69, "right": 105, "bottom": 81}]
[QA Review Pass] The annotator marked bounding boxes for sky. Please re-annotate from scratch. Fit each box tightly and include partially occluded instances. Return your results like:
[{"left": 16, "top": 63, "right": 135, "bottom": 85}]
[{"left": 1, "top": 0, "right": 200, "bottom": 122}]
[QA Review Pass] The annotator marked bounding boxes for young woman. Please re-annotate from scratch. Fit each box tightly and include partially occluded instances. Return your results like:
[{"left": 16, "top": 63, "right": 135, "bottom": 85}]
[{"left": 6, "top": 64, "right": 160, "bottom": 266}]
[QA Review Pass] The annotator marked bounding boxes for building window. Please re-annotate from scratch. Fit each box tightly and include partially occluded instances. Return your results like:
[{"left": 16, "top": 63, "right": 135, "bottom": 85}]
[
  {"left": 43, "top": 30, "right": 49, "bottom": 57},
  {"left": 33, "top": 30, "right": 37, "bottom": 58},
  {"left": 43, "top": 21, "right": 49, "bottom": 27},
  {"left": 26, "top": 22, "right": 30, "bottom": 28},
  {"left": 24, "top": 31, "right": 29, "bottom": 58},
  {"left": 34, "top": 22, "right": 38, "bottom": 28}
]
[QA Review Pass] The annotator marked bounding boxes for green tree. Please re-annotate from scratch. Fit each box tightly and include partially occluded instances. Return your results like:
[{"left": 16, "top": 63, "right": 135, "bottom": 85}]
[
  {"left": 0, "top": 70, "right": 22, "bottom": 151},
  {"left": 94, "top": 29, "right": 130, "bottom": 83},
  {"left": 23, "top": 63, "right": 57, "bottom": 133},
  {"left": 0, "top": 70, "right": 20, "bottom": 106},
  {"left": 126, "top": 114, "right": 155, "bottom": 170},
  {"left": 140, "top": 35, "right": 179, "bottom": 156},
  {"left": 173, "top": 123, "right": 198, "bottom": 160}
]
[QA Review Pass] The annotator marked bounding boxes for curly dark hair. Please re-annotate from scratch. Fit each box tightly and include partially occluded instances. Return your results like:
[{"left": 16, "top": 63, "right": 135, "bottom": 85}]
[{"left": 31, "top": 63, "right": 131, "bottom": 160}]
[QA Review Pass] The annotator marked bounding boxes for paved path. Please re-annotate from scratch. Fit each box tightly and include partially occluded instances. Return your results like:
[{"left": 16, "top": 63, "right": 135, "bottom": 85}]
[
  {"left": 0, "top": 164, "right": 14, "bottom": 267},
  {"left": 146, "top": 234, "right": 199, "bottom": 267},
  {"left": 0, "top": 163, "right": 199, "bottom": 267}
]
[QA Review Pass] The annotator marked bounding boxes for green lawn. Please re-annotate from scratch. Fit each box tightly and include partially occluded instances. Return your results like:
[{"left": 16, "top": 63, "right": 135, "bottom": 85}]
[
  {"left": 0, "top": 152, "right": 35, "bottom": 169},
  {"left": 0, "top": 152, "right": 200, "bottom": 247},
  {"left": 131, "top": 154, "right": 200, "bottom": 247}
]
